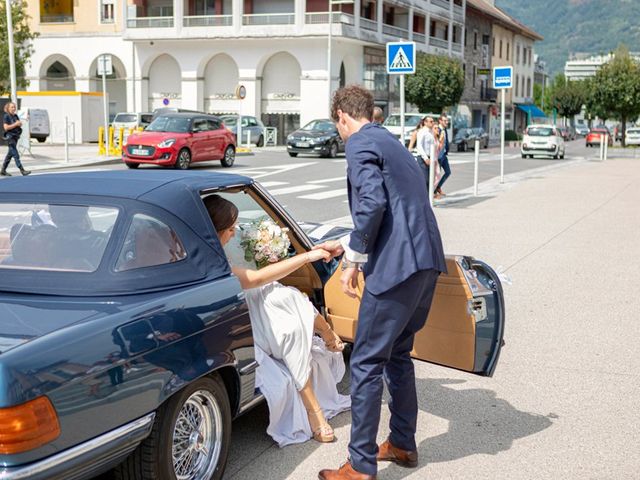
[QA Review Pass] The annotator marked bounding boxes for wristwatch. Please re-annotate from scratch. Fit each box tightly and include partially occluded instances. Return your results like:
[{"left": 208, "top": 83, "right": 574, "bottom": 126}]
[{"left": 341, "top": 259, "right": 361, "bottom": 271}]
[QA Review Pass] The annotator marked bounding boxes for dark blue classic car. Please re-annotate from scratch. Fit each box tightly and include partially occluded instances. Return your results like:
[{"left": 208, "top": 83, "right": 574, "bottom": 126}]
[{"left": 0, "top": 171, "right": 504, "bottom": 480}]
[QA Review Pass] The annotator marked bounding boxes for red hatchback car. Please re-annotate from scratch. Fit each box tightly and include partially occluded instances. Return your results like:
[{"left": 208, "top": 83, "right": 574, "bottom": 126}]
[
  {"left": 122, "top": 113, "right": 236, "bottom": 169},
  {"left": 585, "top": 128, "right": 613, "bottom": 148}
]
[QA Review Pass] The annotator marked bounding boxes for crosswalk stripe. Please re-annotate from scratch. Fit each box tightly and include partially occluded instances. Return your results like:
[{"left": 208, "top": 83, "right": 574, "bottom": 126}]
[
  {"left": 298, "top": 188, "right": 348, "bottom": 200},
  {"left": 308, "top": 176, "right": 346, "bottom": 184},
  {"left": 259, "top": 181, "right": 288, "bottom": 187},
  {"left": 269, "top": 184, "right": 324, "bottom": 195}
]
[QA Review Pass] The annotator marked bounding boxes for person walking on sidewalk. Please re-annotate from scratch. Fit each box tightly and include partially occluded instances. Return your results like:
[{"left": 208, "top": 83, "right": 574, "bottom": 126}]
[
  {"left": 315, "top": 85, "right": 447, "bottom": 480},
  {"left": 372, "top": 106, "right": 385, "bottom": 125},
  {"left": 415, "top": 116, "right": 436, "bottom": 195},
  {"left": 435, "top": 114, "right": 450, "bottom": 198},
  {"left": 2, "top": 103, "right": 30, "bottom": 176}
]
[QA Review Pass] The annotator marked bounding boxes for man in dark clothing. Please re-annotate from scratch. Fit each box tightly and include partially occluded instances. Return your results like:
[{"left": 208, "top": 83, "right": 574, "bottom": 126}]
[
  {"left": 435, "top": 114, "right": 450, "bottom": 198},
  {"left": 2, "top": 102, "right": 30, "bottom": 176}
]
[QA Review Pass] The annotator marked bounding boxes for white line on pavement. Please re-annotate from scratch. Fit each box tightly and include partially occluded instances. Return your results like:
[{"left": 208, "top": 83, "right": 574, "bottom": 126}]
[
  {"left": 259, "top": 181, "right": 288, "bottom": 187},
  {"left": 308, "top": 177, "right": 346, "bottom": 184},
  {"left": 331, "top": 159, "right": 346, "bottom": 163},
  {"left": 269, "top": 184, "right": 324, "bottom": 195},
  {"left": 298, "top": 188, "right": 348, "bottom": 200}
]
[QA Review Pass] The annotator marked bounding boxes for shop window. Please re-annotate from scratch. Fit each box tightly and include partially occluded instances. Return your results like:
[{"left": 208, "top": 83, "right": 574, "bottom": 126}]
[{"left": 40, "top": 0, "right": 74, "bottom": 23}]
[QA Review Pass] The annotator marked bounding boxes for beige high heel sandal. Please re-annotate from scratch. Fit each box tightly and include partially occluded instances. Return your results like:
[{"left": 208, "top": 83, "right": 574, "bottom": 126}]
[
  {"left": 316, "top": 322, "right": 345, "bottom": 353},
  {"left": 306, "top": 408, "right": 335, "bottom": 443}
]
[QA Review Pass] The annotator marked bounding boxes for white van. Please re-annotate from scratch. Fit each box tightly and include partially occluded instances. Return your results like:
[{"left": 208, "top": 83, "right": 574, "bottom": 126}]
[
  {"left": 28, "top": 109, "right": 50, "bottom": 143},
  {"left": 112, "top": 112, "right": 153, "bottom": 133}
]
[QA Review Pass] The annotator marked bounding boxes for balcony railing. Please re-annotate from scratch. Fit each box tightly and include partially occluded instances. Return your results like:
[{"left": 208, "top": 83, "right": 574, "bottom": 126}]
[
  {"left": 360, "top": 17, "right": 377, "bottom": 31},
  {"left": 127, "top": 16, "right": 174, "bottom": 28},
  {"left": 242, "top": 13, "right": 295, "bottom": 25},
  {"left": 40, "top": 15, "right": 74, "bottom": 23},
  {"left": 184, "top": 15, "right": 232, "bottom": 27},
  {"left": 452, "top": 42, "right": 462, "bottom": 53},
  {"left": 429, "top": 36, "right": 449, "bottom": 49},
  {"left": 431, "top": 0, "right": 451, "bottom": 11},
  {"left": 414, "top": 32, "right": 426, "bottom": 44},
  {"left": 305, "top": 12, "right": 354, "bottom": 25},
  {"left": 383, "top": 24, "right": 409, "bottom": 38}
]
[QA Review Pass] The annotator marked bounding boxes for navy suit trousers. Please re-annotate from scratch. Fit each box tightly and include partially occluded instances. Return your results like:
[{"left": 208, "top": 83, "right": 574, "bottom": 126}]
[{"left": 348, "top": 268, "right": 440, "bottom": 475}]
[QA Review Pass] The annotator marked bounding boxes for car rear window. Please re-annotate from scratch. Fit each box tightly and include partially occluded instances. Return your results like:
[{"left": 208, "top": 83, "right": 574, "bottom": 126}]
[
  {"left": 526, "top": 127, "right": 553, "bottom": 137},
  {"left": 114, "top": 114, "right": 137, "bottom": 123},
  {"left": 0, "top": 203, "right": 118, "bottom": 272}
]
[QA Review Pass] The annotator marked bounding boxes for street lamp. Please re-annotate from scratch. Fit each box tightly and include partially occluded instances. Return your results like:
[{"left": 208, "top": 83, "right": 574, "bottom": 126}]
[
  {"left": 5, "top": 0, "right": 18, "bottom": 104},
  {"left": 327, "top": 0, "right": 354, "bottom": 113}
]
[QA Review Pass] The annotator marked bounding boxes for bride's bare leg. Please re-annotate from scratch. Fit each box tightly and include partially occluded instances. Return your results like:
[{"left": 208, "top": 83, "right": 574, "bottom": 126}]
[
  {"left": 314, "top": 313, "right": 344, "bottom": 352},
  {"left": 299, "top": 378, "right": 335, "bottom": 443}
]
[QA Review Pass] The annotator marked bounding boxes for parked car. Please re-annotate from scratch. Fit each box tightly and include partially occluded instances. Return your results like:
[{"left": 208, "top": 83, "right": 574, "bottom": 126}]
[
  {"left": 575, "top": 125, "right": 589, "bottom": 137},
  {"left": 471, "top": 127, "right": 490, "bottom": 149},
  {"left": 625, "top": 127, "right": 640, "bottom": 146},
  {"left": 383, "top": 113, "right": 426, "bottom": 145},
  {"left": 557, "top": 126, "right": 575, "bottom": 142},
  {"left": 0, "top": 170, "right": 505, "bottom": 480},
  {"left": 151, "top": 107, "right": 203, "bottom": 120},
  {"left": 27, "top": 108, "right": 50, "bottom": 143},
  {"left": 585, "top": 128, "right": 613, "bottom": 148},
  {"left": 521, "top": 124, "right": 566, "bottom": 159},
  {"left": 286, "top": 119, "right": 344, "bottom": 158},
  {"left": 122, "top": 113, "right": 236, "bottom": 169},
  {"left": 112, "top": 112, "right": 153, "bottom": 133},
  {"left": 219, "top": 115, "right": 266, "bottom": 147},
  {"left": 453, "top": 128, "right": 474, "bottom": 152}
]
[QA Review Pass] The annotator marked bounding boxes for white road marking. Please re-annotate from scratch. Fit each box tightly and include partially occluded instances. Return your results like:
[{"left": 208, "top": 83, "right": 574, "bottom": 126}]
[
  {"left": 234, "top": 162, "right": 318, "bottom": 180},
  {"left": 269, "top": 184, "right": 324, "bottom": 195},
  {"left": 308, "top": 176, "right": 346, "bottom": 184},
  {"left": 331, "top": 159, "right": 346, "bottom": 163},
  {"left": 259, "top": 181, "right": 288, "bottom": 187},
  {"left": 298, "top": 188, "right": 348, "bottom": 200}
]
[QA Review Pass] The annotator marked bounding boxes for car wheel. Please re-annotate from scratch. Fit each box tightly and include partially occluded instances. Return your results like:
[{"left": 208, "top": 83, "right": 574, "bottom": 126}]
[
  {"left": 256, "top": 135, "right": 264, "bottom": 147},
  {"left": 329, "top": 142, "right": 338, "bottom": 158},
  {"left": 36, "top": 137, "right": 47, "bottom": 143},
  {"left": 462, "top": 142, "right": 467, "bottom": 152},
  {"left": 288, "top": 152, "right": 298, "bottom": 157},
  {"left": 125, "top": 162, "right": 139, "bottom": 169},
  {"left": 221, "top": 145, "right": 235, "bottom": 168},
  {"left": 113, "top": 375, "right": 231, "bottom": 480},
  {"left": 175, "top": 149, "right": 191, "bottom": 170},
  {"left": 560, "top": 151, "right": 565, "bottom": 159}
]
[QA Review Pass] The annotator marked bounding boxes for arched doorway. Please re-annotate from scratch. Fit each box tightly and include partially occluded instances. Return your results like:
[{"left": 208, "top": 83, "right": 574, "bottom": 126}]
[
  {"left": 203, "top": 54, "right": 239, "bottom": 114},
  {"left": 89, "top": 55, "right": 128, "bottom": 117},
  {"left": 147, "top": 54, "right": 182, "bottom": 111},
  {"left": 39, "top": 55, "right": 76, "bottom": 91},
  {"left": 260, "top": 52, "right": 301, "bottom": 144}
]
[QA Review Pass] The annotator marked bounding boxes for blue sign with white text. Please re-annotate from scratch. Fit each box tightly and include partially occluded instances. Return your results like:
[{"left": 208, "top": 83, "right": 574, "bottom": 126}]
[
  {"left": 493, "top": 66, "right": 513, "bottom": 89},
  {"left": 386, "top": 42, "right": 416, "bottom": 74}
]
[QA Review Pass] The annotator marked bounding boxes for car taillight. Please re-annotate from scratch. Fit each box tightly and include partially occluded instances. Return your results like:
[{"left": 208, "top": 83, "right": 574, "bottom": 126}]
[{"left": 0, "top": 396, "right": 61, "bottom": 454}]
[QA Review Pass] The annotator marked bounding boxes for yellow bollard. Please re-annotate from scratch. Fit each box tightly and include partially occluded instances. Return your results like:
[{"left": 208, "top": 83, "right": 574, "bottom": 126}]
[
  {"left": 98, "top": 127, "right": 106, "bottom": 156},
  {"left": 108, "top": 126, "right": 115, "bottom": 155},
  {"left": 115, "top": 127, "right": 124, "bottom": 155}
]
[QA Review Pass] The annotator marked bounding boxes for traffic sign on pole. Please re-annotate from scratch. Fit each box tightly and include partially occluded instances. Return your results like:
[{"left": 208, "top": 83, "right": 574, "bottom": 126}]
[
  {"left": 386, "top": 42, "right": 416, "bottom": 146},
  {"left": 492, "top": 66, "right": 513, "bottom": 183}
]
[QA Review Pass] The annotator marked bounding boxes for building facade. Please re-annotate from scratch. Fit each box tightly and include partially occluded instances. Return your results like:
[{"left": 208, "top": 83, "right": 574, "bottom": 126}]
[{"left": 24, "top": 0, "right": 467, "bottom": 143}]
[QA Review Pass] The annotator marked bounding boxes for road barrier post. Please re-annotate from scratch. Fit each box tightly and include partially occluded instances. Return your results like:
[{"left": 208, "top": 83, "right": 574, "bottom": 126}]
[
  {"left": 474, "top": 139, "right": 480, "bottom": 196},
  {"left": 98, "top": 127, "right": 105, "bottom": 155},
  {"left": 600, "top": 134, "right": 605, "bottom": 161},
  {"left": 428, "top": 143, "right": 436, "bottom": 207},
  {"left": 604, "top": 134, "right": 609, "bottom": 160}
]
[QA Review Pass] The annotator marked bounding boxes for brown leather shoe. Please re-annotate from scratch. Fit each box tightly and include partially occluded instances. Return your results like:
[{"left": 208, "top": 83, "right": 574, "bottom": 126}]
[
  {"left": 318, "top": 460, "right": 376, "bottom": 480},
  {"left": 376, "top": 438, "right": 418, "bottom": 468}
]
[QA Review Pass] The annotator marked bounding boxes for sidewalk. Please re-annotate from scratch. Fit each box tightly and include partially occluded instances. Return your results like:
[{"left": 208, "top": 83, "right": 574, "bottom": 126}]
[
  {"left": 225, "top": 155, "right": 640, "bottom": 479},
  {"left": 7, "top": 143, "right": 119, "bottom": 173}
]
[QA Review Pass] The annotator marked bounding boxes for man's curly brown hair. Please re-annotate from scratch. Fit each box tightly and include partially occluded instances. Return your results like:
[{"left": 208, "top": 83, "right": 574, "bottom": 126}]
[{"left": 330, "top": 85, "right": 374, "bottom": 123}]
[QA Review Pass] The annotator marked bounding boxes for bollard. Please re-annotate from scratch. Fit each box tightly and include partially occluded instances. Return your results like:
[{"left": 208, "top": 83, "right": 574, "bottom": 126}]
[
  {"left": 245, "top": 131, "right": 251, "bottom": 146},
  {"left": 117, "top": 128, "right": 124, "bottom": 155},
  {"left": 428, "top": 143, "right": 436, "bottom": 207},
  {"left": 64, "top": 116, "right": 69, "bottom": 163},
  {"left": 474, "top": 139, "right": 480, "bottom": 196},
  {"left": 599, "top": 134, "right": 605, "bottom": 161},
  {"left": 98, "top": 127, "right": 106, "bottom": 156},
  {"left": 604, "top": 134, "right": 609, "bottom": 160},
  {"left": 108, "top": 126, "right": 114, "bottom": 155}
]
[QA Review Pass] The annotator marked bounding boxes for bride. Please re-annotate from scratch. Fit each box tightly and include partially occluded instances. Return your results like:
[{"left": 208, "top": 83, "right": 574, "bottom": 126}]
[{"left": 204, "top": 194, "right": 350, "bottom": 445}]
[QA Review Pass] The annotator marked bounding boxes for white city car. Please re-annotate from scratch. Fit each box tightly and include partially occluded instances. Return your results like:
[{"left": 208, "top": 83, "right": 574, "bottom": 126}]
[
  {"left": 521, "top": 124, "right": 566, "bottom": 159},
  {"left": 625, "top": 127, "right": 640, "bottom": 146}
]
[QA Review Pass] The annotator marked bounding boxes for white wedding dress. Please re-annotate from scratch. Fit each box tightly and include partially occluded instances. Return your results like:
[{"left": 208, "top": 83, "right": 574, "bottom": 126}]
[{"left": 225, "top": 240, "right": 351, "bottom": 447}]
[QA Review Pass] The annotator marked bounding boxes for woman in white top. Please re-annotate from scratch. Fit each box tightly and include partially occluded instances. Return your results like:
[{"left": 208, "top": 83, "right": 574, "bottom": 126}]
[
  {"left": 416, "top": 116, "right": 438, "bottom": 193},
  {"left": 204, "top": 194, "right": 349, "bottom": 444}
]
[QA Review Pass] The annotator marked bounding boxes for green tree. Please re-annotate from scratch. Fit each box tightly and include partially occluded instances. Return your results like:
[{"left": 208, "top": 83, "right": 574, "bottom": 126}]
[
  {"left": 0, "top": 0, "right": 38, "bottom": 95},
  {"left": 583, "top": 77, "right": 612, "bottom": 126},
  {"left": 590, "top": 45, "right": 640, "bottom": 147},
  {"left": 550, "top": 78, "right": 585, "bottom": 125},
  {"left": 405, "top": 52, "right": 464, "bottom": 113}
]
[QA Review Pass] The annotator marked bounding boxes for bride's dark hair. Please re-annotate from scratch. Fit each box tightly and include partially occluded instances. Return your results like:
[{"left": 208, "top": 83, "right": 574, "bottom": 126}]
[{"left": 203, "top": 194, "right": 239, "bottom": 232}]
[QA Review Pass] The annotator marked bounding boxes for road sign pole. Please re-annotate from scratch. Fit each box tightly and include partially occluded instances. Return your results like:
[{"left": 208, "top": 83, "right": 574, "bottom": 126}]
[
  {"left": 101, "top": 56, "right": 108, "bottom": 156},
  {"left": 400, "top": 74, "right": 405, "bottom": 146},
  {"left": 474, "top": 139, "right": 480, "bottom": 196},
  {"left": 500, "top": 88, "right": 505, "bottom": 183}
]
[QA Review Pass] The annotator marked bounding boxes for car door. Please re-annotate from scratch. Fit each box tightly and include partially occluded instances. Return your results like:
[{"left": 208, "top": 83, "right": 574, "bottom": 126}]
[
  {"left": 190, "top": 118, "right": 210, "bottom": 161},
  {"left": 323, "top": 256, "right": 505, "bottom": 376},
  {"left": 207, "top": 118, "right": 225, "bottom": 159}
]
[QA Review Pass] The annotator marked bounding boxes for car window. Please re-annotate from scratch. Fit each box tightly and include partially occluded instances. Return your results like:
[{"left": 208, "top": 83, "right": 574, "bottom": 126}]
[
  {"left": 146, "top": 116, "right": 191, "bottom": 133},
  {"left": 141, "top": 114, "right": 153, "bottom": 125},
  {"left": 192, "top": 119, "right": 208, "bottom": 132},
  {"left": 526, "top": 127, "right": 553, "bottom": 137},
  {"left": 114, "top": 114, "right": 137, "bottom": 123},
  {"left": 207, "top": 119, "right": 221, "bottom": 130},
  {"left": 115, "top": 214, "right": 187, "bottom": 272},
  {"left": 220, "top": 116, "right": 237, "bottom": 127},
  {"left": 247, "top": 117, "right": 258, "bottom": 127},
  {"left": 383, "top": 115, "right": 422, "bottom": 127},
  {"left": 301, "top": 120, "right": 335, "bottom": 132},
  {"left": 0, "top": 203, "right": 118, "bottom": 272}
]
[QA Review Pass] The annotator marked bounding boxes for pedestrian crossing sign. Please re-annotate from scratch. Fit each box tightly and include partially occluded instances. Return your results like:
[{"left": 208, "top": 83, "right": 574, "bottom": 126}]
[{"left": 386, "top": 42, "right": 416, "bottom": 74}]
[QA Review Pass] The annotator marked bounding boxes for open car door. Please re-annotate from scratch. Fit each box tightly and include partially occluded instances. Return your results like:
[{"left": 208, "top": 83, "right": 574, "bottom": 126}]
[{"left": 324, "top": 255, "right": 505, "bottom": 376}]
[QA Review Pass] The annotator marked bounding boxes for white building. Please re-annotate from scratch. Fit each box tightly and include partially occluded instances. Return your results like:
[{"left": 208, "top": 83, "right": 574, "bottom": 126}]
[
  {"left": 565, "top": 52, "right": 640, "bottom": 81},
  {"left": 25, "top": 0, "right": 467, "bottom": 143}
]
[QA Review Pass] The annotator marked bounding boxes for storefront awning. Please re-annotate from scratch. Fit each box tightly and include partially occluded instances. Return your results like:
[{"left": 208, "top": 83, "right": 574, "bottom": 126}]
[{"left": 516, "top": 104, "right": 547, "bottom": 119}]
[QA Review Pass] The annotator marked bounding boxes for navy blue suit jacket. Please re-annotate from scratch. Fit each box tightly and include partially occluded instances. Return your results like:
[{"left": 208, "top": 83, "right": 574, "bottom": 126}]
[{"left": 346, "top": 122, "right": 447, "bottom": 295}]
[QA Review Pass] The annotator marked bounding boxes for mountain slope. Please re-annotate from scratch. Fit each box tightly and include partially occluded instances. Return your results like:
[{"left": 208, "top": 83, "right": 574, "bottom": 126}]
[{"left": 495, "top": 0, "right": 640, "bottom": 76}]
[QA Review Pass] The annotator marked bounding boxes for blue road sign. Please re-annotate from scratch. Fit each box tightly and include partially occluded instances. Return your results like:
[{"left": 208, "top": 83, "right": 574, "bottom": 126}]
[
  {"left": 386, "top": 42, "right": 416, "bottom": 74},
  {"left": 493, "top": 66, "right": 513, "bottom": 89}
]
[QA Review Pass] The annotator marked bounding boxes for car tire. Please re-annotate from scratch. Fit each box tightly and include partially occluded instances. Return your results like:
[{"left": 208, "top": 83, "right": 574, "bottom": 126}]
[
  {"left": 36, "top": 137, "right": 47, "bottom": 143},
  {"left": 221, "top": 145, "right": 235, "bottom": 168},
  {"left": 329, "top": 142, "right": 338, "bottom": 158},
  {"left": 113, "top": 375, "right": 232, "bottom": 480},
  {"left": 175, "top": 149, "right": 191, "bottom": 170},
  {"left": 461, "top": 142, "right": 467, "bottom": 152},
  {"left": 125, "top": 162, "right": 140, "bottom": 169},
  {"left": 288, "top": 152, "right": 298, "bottom": 157},
  {"left": 257, "top": 135, "right": 264, "bottom": 147}
]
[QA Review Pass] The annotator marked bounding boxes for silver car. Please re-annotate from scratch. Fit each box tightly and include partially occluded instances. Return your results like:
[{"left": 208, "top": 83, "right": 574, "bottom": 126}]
[{"left": 220, "top": 115, "right": 266, "bottom": 147}]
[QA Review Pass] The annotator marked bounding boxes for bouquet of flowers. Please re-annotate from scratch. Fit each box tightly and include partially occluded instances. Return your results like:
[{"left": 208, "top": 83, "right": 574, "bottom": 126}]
[{"left": 239, "top": 218, "right": 291, "bottom": 269}]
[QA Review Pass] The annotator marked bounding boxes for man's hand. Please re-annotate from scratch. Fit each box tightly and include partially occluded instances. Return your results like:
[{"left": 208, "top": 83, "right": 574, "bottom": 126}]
[
  {"left": 312, "top": 239, "right": 344, "bottom": 260},
  {"left": 341, "top": 267, "right": 360, "bottom": 298}
]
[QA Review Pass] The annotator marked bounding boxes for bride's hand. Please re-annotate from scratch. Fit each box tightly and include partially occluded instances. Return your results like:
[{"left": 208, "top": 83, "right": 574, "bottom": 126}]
[{"left": 306, "top": 249, "right": 332, "bottom": 263}]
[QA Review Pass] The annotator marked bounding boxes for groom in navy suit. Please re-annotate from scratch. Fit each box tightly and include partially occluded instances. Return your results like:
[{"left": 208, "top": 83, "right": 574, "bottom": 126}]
[{"left": 316, "top": 85, "right": 447, "bottom": 480}]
